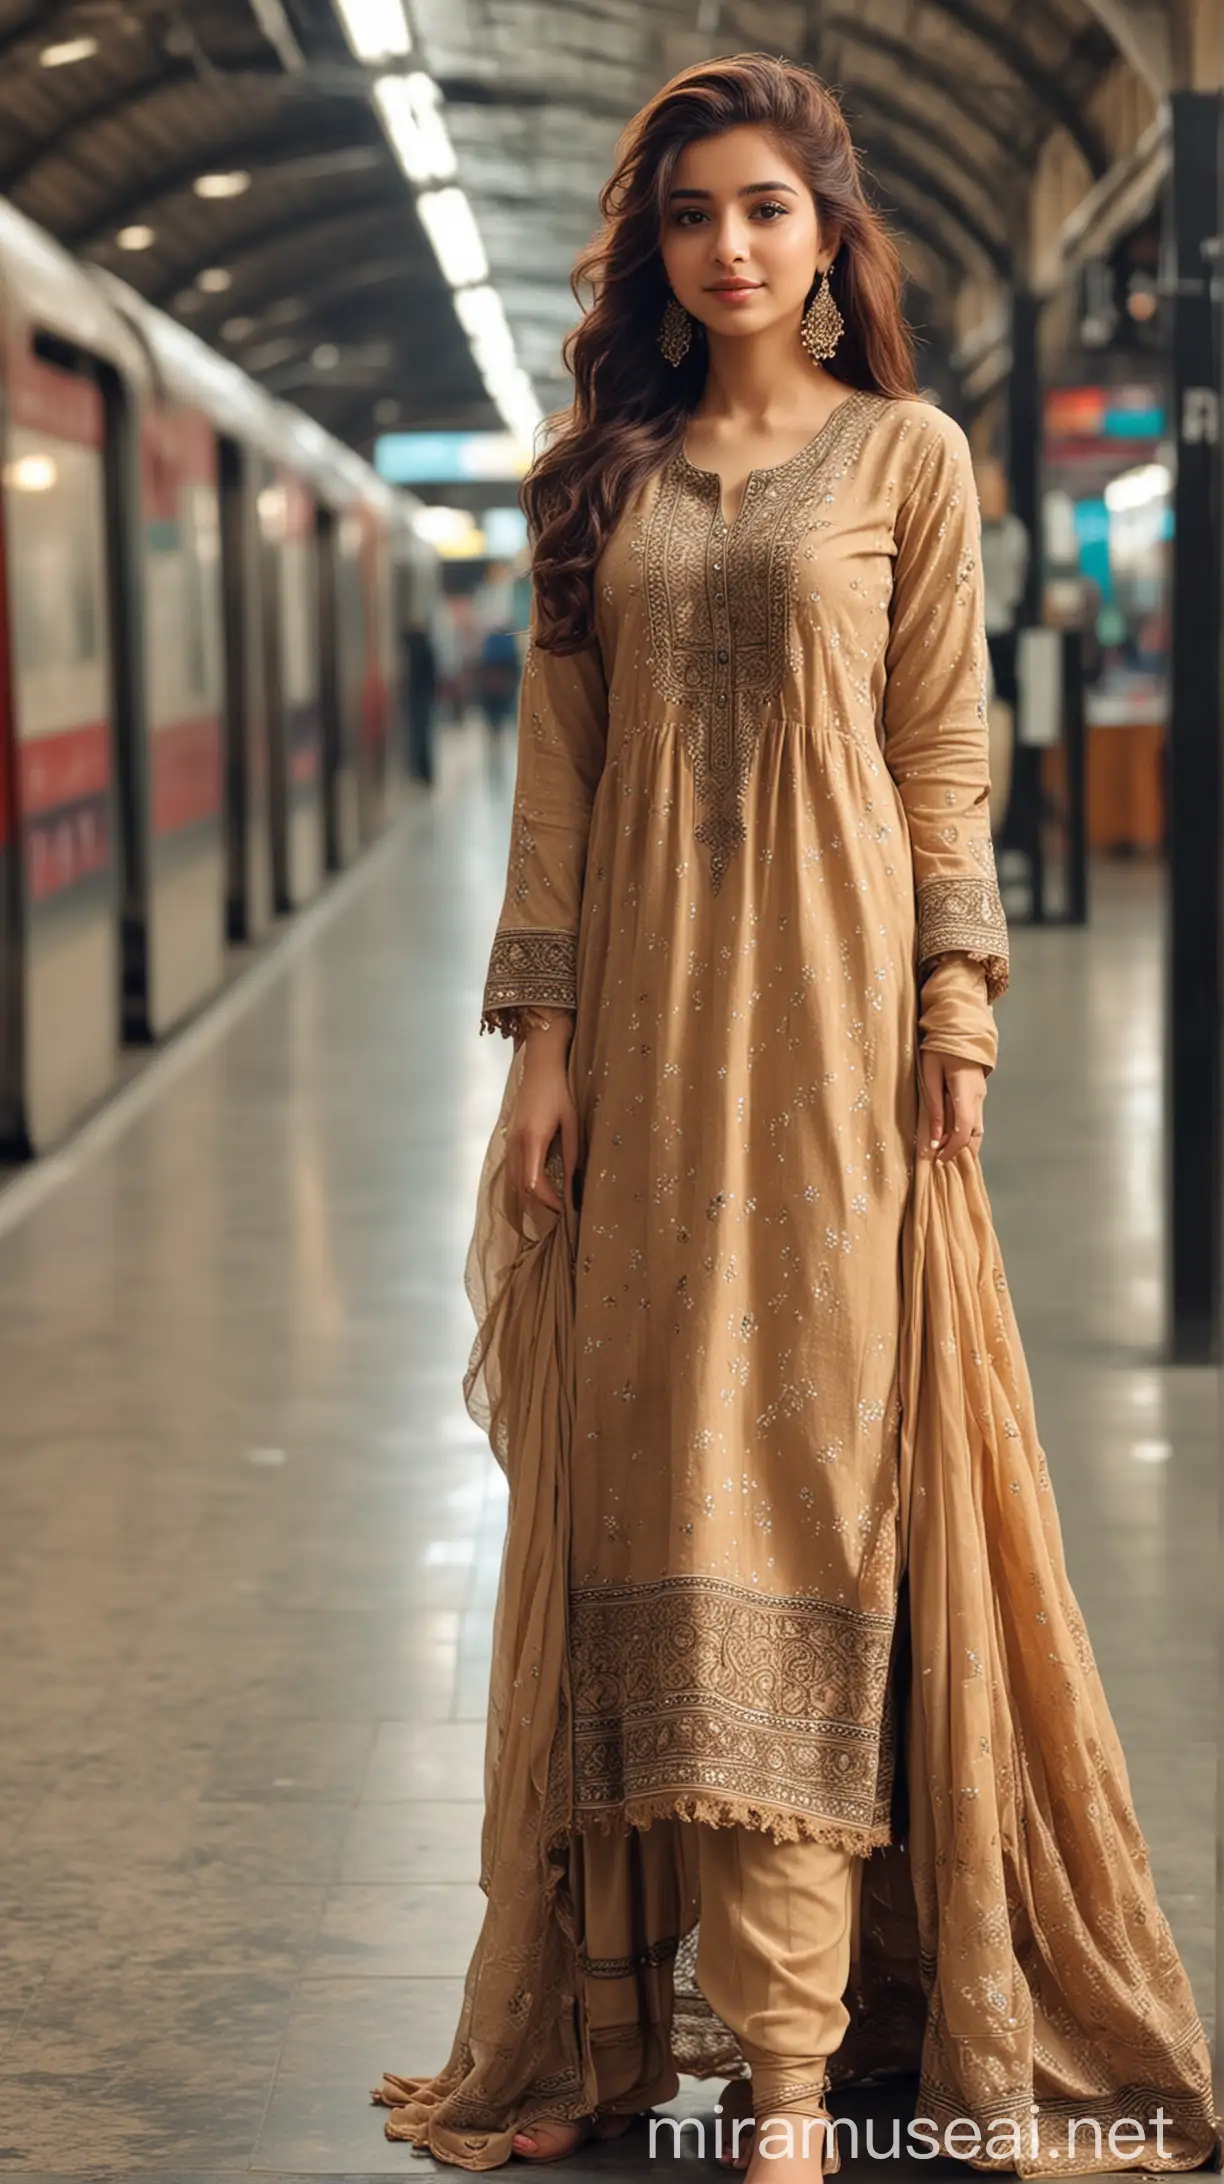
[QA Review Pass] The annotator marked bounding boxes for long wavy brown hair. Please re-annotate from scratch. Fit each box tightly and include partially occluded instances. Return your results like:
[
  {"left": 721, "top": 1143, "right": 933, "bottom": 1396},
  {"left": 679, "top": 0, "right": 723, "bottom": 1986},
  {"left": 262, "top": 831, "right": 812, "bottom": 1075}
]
[{"left": 522, "top": 52, "right": 917, "bottom": 652}]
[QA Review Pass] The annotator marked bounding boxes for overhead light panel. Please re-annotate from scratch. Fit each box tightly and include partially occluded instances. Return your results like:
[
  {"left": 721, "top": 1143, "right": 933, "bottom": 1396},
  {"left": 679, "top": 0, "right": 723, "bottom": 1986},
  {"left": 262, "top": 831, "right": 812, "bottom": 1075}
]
[
  {"left": 194, "top": 171, "right": 251, "bottom": 200},
  {"left": 313, "top": 344, "right": 340, "bottom": 370},
  {"left": 358, "top": 35, "right": 543, "bottom": 457},
  {"left": 454, "top": 284, "right": 516, "bottom": 373},
  {"left": 40, "top": 35, "right": 98, "bottom": 66},
  {"left": 117, "top": 225, "right": 156, "bottom": 252},
  {"left": 417, "top": 186, "right": 487, "bottom": 289},
  {"left": 197, "top": 267, "right": 233, "bottom": 293},
  {"left": 334, "top": 0, "right": 411, "bottom": 60},
  {"left": 374, "top": 73, "right": 457, "bottom": 186}
]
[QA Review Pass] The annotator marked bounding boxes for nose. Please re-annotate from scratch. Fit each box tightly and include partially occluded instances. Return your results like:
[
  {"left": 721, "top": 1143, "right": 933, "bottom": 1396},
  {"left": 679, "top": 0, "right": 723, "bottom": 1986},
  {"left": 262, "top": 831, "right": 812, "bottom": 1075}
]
[{"left": 710, "top": 212, "right": 748, "bottom": 269}]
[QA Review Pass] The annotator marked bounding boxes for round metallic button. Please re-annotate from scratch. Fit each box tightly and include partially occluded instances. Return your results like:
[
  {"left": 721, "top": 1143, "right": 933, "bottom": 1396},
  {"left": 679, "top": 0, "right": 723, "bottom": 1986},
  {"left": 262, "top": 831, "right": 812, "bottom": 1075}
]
[{"left": 717, "top": 647, "right": 729, "bottom": 663}]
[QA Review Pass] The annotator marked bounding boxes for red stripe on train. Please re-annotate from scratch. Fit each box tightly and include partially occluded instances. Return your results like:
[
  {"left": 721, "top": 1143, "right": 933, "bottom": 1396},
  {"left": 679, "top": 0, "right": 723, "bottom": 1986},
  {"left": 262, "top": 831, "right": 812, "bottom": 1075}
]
[
  {"left": 151, "top": 714, "right": 222, "bottom": 836},
  {"left": 19, "top": 722, "right": 110, "bottom": 817}
]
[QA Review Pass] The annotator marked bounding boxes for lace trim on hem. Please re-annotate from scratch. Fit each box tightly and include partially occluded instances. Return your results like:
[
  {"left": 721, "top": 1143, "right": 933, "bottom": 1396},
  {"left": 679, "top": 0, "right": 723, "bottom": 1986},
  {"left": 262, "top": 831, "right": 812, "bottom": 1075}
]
[{"left": 559, "top": 1791, "right": 892, "bottom": 1853}]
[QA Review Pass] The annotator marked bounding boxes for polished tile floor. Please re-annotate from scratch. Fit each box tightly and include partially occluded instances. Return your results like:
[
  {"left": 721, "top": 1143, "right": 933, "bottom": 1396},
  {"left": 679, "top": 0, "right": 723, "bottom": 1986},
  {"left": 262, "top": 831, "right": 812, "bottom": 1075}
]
[{"left": 0, "top": 725, "right": 1214, "bottom": 2180}]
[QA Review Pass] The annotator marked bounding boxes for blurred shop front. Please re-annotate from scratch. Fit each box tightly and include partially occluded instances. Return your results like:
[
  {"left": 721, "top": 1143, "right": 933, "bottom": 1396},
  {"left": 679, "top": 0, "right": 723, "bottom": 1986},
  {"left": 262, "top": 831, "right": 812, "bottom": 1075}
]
[
  {"left": 1043, "top": 381, "right": 1170, "bottom": 854},
  {"left": 1038, "top": 206, "right": 1171, "bottom": 860}
]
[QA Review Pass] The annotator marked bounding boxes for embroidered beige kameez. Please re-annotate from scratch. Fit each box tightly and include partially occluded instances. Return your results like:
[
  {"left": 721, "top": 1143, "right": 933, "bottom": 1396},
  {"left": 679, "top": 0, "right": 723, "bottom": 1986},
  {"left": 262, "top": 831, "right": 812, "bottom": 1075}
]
[
  {"left": 373, "top": 391, "right": 1218, "bottom": 2172},
  {"left": 483, "top": 392, "right": 1005, "bottom": 1849}
]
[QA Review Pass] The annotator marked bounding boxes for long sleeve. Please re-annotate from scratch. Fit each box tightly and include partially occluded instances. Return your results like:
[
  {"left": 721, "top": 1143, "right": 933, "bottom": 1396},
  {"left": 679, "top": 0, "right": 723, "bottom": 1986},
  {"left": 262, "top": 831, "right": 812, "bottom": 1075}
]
[
  {"left": 882, "top": 410, "right": 1009, "bottom": 1064},
  {"left": 480, "top": 609, "right": 608, "bottom": 1039}
]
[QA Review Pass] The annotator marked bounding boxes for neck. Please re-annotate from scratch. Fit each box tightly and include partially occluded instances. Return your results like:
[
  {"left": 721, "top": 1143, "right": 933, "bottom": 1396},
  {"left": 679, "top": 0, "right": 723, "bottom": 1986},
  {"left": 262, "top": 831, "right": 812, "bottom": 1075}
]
[{"left": 700, "top": 316, "right": 820, "bottom": 423}]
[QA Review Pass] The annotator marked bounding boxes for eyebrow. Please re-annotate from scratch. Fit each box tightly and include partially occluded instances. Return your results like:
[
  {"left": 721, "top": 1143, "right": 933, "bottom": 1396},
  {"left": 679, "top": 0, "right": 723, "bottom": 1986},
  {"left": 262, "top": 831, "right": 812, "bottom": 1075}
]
[{"left": 667, "top": 180, "right": 799, "bottom": 201}]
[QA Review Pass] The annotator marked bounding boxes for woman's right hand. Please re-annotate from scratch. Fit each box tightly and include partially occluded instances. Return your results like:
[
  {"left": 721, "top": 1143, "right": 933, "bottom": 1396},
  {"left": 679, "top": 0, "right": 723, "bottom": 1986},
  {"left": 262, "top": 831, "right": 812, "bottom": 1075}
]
[{"left": 506, "top": 1013, "right": 578, "bottom": 1214}]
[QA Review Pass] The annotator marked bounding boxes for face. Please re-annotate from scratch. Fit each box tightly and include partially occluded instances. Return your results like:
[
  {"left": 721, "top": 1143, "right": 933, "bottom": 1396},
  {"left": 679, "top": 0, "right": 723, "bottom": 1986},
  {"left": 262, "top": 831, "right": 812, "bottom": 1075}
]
[{"left": 659, "top": 124, "right": 828, "bottom": 342}]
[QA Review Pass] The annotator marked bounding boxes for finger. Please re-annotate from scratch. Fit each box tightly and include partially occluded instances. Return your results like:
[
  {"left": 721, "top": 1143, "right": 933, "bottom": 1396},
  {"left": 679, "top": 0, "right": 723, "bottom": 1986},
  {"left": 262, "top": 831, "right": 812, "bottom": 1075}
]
[
  {"left": 918, "top": 1053, "right": 945, "bottom": 1154},
  {"left": 937, "top": 1095, "right": 980, "bottom": 1164},
  {"left": 525, "top": 1132, "right": 565, "bottom": 1212}
]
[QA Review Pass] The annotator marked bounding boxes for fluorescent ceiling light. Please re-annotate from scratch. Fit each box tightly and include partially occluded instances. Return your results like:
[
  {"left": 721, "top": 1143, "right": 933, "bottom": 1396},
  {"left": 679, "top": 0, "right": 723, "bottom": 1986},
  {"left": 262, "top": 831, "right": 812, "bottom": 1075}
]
[
  {"left": 197, "top": 267, "right": 233, "bottom": 293},
  {"left": 40, "top": 35, "right": 97, "bottom": 65},
  {"left": 454, "top": 283, "right": 514, "bottom": 362},
  {"left": 374, "top": 73, "right": 457, "bottom": 186},
  {"left": 333, "top": 0, "right": 411, "bottom": 60},
  {"left": 313, "top": 343, "right": 340, "bottom": 370},
  {"left": 194, "top": 171, "right": 251, "bottom": 200},
  {"left": 361, "top": 50, "right": 542, "bottom": 454},
  {"left": 417, "top": 186, "right": 487, "bottom": 289},
  {"left": 117, "top": 225, "right": 156, "bottom": 252},
  {"left": 221, "top": 316, "right": 256, "bottom": 342}
]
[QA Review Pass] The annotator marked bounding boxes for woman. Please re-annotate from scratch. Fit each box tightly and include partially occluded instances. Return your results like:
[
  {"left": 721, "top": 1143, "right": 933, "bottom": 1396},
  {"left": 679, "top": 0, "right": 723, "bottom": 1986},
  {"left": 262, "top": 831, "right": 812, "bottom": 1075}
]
[{"left": 374, "top": 54, "right": 1217, "bottom": 2179}]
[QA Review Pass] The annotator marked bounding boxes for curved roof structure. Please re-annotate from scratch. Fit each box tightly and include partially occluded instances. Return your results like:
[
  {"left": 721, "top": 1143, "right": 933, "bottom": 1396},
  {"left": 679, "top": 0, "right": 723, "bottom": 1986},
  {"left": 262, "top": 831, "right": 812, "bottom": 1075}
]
[{"left": 0, "top": 0, "right": 1140, "bottom": 451}]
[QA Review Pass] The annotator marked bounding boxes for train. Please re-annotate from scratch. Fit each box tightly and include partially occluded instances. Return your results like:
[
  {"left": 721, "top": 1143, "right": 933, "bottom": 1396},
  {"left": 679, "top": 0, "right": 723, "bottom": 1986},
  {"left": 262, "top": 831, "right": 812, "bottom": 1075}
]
[{"left": 0, "top": 198, "right": 437, "bottom": 1156}]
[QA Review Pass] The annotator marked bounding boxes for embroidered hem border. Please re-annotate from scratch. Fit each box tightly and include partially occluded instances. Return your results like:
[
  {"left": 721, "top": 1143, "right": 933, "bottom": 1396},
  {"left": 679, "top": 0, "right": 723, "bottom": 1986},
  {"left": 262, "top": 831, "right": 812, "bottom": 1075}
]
[{"left": 569, "top": 1574, "right": 896, "bottom": 1845}]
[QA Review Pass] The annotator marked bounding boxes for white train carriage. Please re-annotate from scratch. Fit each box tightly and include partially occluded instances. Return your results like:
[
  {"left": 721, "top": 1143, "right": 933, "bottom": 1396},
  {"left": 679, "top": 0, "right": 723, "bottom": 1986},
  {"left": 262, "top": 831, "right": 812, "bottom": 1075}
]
[
  {"left": 0, "top": 205, "right": 433, "bottom": 1157},
  {"left": 0, "top": 204, "right": 147, "bottom": 1151}
]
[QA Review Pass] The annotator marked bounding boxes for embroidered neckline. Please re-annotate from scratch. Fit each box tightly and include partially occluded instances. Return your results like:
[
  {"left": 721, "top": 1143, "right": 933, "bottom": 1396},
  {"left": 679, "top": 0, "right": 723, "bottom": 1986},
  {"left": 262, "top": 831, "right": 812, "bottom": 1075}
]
[
  {"left": 677, "top": 388, "right": 878, "bottom": 532},
  {"left": 642, "top": 389, "right": 890, "bottom": 891}
]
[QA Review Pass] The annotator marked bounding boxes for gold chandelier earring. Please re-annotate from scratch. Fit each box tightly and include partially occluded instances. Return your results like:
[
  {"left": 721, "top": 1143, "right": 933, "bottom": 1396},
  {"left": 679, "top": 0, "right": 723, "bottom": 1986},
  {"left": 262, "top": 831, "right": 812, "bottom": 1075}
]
[
  {"left": 658, "top": 294, "right": 693, "bottom": 367},
  {"left": 800, "top": 267, "right": 845, "bottom": 364}
]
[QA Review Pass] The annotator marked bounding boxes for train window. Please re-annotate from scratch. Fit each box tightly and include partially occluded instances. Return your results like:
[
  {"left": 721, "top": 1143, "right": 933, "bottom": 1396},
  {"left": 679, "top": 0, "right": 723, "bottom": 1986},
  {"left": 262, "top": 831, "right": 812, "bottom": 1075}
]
[
  {"left": 146, "top": 469, "right": 223, "bottom": 727},
  {"left": 5, "top": 428, "right": 108, "bottom": 699}
]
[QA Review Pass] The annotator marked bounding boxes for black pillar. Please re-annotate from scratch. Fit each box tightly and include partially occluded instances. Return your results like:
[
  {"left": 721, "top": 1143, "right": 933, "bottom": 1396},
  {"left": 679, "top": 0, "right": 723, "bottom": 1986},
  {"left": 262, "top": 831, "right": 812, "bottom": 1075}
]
[
  {"left": 1003, "top": 288, "right": 1046, "bottom": 911},
  {"left": 1007, "top": 288, "right": 1042, "bottom": 624},
  {"left": 1166, "top": 91, "right": 1222, "bottom": 1363}
]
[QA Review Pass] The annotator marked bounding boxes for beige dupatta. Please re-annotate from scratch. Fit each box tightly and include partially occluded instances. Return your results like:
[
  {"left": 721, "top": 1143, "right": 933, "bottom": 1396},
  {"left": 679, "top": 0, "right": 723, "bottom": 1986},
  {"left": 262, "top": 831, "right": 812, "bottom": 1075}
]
[{"left": 372, "top": 1061, "right": 1219, "bottom": 2174}]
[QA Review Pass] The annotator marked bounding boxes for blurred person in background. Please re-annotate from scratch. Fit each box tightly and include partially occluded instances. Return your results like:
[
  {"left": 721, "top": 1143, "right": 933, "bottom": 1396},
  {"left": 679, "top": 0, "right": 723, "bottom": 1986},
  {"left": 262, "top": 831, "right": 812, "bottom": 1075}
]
[
  {"left": 401, "top": 617, "right": 438, "bottom": 786},
  {"left": 475, "top": 558, "right": 523, "bottom": 735},
  {"left": 373, "top": 52, "right": 1215, "bottom": 2184}
]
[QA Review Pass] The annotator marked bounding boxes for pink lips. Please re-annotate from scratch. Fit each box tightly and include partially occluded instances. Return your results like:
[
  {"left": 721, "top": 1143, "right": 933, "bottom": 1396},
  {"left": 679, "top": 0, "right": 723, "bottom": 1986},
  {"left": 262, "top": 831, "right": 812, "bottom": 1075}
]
[{"left": 708, "top": 282, "right": 761, "bottom": 295}]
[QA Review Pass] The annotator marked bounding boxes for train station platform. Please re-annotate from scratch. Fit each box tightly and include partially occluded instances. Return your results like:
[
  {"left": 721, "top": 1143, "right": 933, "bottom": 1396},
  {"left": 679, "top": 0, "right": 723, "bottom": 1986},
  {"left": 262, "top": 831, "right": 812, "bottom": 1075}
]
[{"left": 0, "top": 724, "right": 1213, "bottom": 2179}]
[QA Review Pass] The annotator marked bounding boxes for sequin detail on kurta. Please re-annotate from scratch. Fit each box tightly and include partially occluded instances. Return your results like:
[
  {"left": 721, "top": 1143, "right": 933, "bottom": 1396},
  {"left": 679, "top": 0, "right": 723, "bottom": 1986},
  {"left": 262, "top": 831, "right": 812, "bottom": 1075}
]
[{"left": 482, "top": 394, "right": 1007, "bottom": 1849}]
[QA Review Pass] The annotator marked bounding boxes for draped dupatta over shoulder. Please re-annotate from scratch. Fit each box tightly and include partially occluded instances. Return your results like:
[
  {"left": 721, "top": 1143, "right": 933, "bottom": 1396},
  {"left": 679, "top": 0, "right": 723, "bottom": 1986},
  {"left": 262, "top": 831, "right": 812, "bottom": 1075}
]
[{"left": 372, "top": 1066, "right": 1219, "bottom": 2174}]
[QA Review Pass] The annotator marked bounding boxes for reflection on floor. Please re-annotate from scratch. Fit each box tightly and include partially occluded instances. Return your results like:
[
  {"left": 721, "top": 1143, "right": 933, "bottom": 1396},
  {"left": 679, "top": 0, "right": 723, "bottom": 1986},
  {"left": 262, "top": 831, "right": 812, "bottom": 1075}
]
[{"left": 0, "top": 727, "right": 1213, "bottom": 2179}]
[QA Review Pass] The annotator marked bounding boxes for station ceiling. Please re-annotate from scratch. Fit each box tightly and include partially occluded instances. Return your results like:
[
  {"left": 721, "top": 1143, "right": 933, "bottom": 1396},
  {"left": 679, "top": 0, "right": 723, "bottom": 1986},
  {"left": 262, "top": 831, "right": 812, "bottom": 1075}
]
[{"left": 0, "top": 0, "right": 1126, "bottom": 454}]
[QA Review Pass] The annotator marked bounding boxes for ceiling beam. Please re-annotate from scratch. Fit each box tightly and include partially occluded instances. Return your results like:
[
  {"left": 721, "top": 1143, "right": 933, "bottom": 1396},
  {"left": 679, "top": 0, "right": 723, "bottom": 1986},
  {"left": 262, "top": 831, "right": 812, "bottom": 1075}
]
[
  {"left": 839, "top": 81, "right": 1005, "bottom": 212},
  {"left": 822, "top": 15, "right": 1032, "bottom": 144},
  {"left": 855, "top": 133, "right": 1011, "bottom": 275},
  {"left": 64, "top": 117, "right": 391, "bottom": 250},
  {"left": 137, "top": 194, "right": 426, "bottom": 310},
  {"left": 1075, "top": 0, "right": 1172, "bottom": 93},
  {"left": 247, "top": 0, "right": 305, "bottom": 73},
  {"left": 0, "top": 56, "right": 384, "bottom": 196},
  {"left": 915, "top": 0, "right": 1110, "bottom": 172}
]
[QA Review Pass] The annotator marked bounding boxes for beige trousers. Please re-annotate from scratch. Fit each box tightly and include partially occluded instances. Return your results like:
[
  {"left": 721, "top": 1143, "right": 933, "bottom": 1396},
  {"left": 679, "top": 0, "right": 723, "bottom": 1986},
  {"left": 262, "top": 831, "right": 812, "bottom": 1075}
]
[
  {"left": 575, "top": 1821, "right": 861, "bottom": 2126},
  {"left": 695, "top": 1824, "right": 857, "bottom": 2122}
]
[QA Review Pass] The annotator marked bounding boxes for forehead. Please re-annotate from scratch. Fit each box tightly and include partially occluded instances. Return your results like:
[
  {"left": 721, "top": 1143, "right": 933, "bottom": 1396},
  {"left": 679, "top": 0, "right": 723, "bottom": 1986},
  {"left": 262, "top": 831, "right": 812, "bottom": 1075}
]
[{"left": 669, "top": 124, "right": 806, "bottom": 196}]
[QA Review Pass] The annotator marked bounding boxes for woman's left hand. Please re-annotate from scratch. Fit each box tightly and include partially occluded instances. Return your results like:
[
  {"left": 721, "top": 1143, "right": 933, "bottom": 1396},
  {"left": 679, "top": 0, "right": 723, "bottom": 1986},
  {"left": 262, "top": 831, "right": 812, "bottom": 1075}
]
[{"left": 919, "top": 1049, "right": 987, "bottom": 1163}]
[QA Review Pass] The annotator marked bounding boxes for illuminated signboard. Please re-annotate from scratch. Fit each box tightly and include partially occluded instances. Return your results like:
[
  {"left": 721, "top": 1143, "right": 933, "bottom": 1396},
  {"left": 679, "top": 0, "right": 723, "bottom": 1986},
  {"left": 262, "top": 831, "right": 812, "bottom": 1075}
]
[
  {"left": 1045, "top": 387, "right": 1165, "bottom": 440},
  {"left": 374, "top": 430, "right": 528, "bottom": 483}
]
